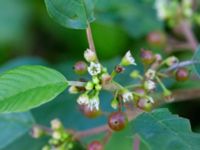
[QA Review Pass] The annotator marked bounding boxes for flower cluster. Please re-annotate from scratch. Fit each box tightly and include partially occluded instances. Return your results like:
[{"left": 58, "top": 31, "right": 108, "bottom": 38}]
[
  {"left": 69, "top": 48, "right": 189, "bottom": 114},
  {"left": 31, "top": 119, "right": 76, "bottom": 150}
]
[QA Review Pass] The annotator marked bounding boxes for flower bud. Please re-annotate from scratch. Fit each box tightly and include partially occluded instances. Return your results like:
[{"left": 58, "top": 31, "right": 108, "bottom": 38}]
[
  {"left": 121, "top": 50, "right": 136, "bottom": 66},
  {"left": 51, "top": 119, "right": 62, "bottom": 130},
  {"left": 31, "top": 125, "right": 44, "bottom": 138},
  {"left": 84, "top": 49, "right": 97, "bottom": 62},
  {"left": 95, "top": 84, "right": 102, "bottom": 91},
  {"left": 165, "top": 56, "right": 179, "bottom": 66},
  {"left": 130, "top": 70, "right": 141, "bottom": 79},
  {"left": 68, "top": 86, "right": 79, "bottom": 94},
  {"left": 163, "top": 89, "right": 174, "bottom": 102},
  {"left": 73, "top": 61, "right": 87, "bottom": 75},
  {"left": 52, "top": 131, "right": 62, "bottom": 140},
  {"left": 111, "top": 99, "right": 118, "bottom": 109},
  {"left": 101, "top": 73, "right": 112, "bottom": 85},
  {"left": 92, "top": 76, "right": 100, "bottom": 84},
  {"left": 85, "top": 81, "right": 94, "bottom": 91}
]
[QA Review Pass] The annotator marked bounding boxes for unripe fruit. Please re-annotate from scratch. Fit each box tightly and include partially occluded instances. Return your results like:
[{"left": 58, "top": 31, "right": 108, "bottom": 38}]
[
  {"left": 140, "top": 49, "right": 155, "bottom": 65},
  {"left": 175, "top": 68, "right": 189, "bottom": 81},
  {"left": 87, "top": 141, "right": 103, "bottom": 150},
  {"left": 137, "top": 98, "right": 152, "bottom": 112},
  {"left": 108, "top": 112, "right": 128, "bottom": 131},
  {"left": 80, "top": 105, "right": 101, "bottom": 119},
  {"left": 134, "top": 87, "right": 146, "bottom": 102},
  {"left": 73, "top": 61, "right": 87, "bottom": 75}
]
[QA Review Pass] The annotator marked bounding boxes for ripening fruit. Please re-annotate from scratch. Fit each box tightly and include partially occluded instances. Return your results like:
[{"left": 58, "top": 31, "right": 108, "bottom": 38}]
[
  {"left": 87, "top": 141, "right": 104, "bottom": 150},
  {"left": 73, "top": 61, "right": 87, "bottom": 75},
  {"left": 175, "top": 68, "right": 189, "bottom": 82},
  {"left": 79, "top": 105, "right": 101, "bottom": 119},
  {"left": 108, "top": 112, "right": 128, "bottom": 131},
  {"left": 134, "top": 87, "right": 146, "bottom": 102},
  {"left": 147, "top": 31, "right": 166, "bottom": 47},
  {"left": 137, "top": 98, "right": 152, "bottom": 112},
  {"left": 140, "top": 49, "right": 155, "bottom": 65}
]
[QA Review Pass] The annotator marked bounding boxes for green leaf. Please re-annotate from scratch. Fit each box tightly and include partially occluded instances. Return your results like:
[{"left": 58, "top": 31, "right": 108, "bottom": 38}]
[
  {"left": 193, "top": 45, "right": 200, "bottom": 78},
  {"left": 0, "top": 112, "right": 35, "bottom": 149},
  {"left": 0, "top": 65, "right": 68, "bottom": 113},
  {"left": 132, "top": 109, "right": 200, "bottom": 150},
  {"left": 44, "top": 0, "right": 96, "bottom": 29},
  {"left": 95, "top": 0, "right": 163, "bottom": 37},
  {"left": 0, "top": 0, "right": 31, "bottom": 44}
]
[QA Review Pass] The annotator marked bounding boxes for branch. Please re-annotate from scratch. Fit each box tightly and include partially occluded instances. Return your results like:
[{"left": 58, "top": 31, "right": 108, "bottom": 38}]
[
  {"left": 133, "top": 136, "right": 140, "bottom": 150},
  {"left": 180, "top": 20, "right": 198, "bottom": 51},
  {"left": 86, "top": 23, "right": 96, "bottom": 52},
  {"left": 163, "top": 60, "right": 199, "bottom": 73},
  {"left": 74, "top": 124, "right": 109, "bottom": 139}
]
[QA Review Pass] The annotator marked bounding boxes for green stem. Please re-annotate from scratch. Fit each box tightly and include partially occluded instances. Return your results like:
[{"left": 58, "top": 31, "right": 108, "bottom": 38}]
[{"left": 68, "top": 81, "right": 86, "bottom": 87}]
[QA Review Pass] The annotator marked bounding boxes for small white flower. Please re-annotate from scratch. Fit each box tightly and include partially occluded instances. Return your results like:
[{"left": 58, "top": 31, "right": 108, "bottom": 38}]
[
  {"left": 51, "top": 119, "right": 62, "bottom": 130},
  {"left": 77, "top": 94, "right": 89, "bottom": 105},
  {"left": 88, "top": 96, "right": 100, "bottom": 111},
  {"left": 145, "top": 69, "right": 156, "bottom": 80},
  {"left": 122, "top": 91, "right": 133, "bottom": 103},
  {"left": 88, "top": 62, "right": 101, "bottom": 76},
  {"left": 121, "top": 50, "right": 136, "bottom": 66},
  {"left": 84, "top": 49, "right": 97, "bottom": 62},
  {"left": 144, "top": 80, "right": 156, "bottom": 91}
]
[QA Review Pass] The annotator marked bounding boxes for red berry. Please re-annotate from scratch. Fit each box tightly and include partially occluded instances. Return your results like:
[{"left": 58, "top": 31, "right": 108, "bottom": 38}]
[
  {"left": 108, "top": 112, "right": 128, "bottom": 131},
  {"left": 87, "top": 141, "right": 103, "bottom": 150},
  {"left": 140, "top": 49, "right": 155, "bottom": 65},
  {"left": 147, "top": 31, "right": 166, "bottom": 47},
  {"left": 79, "top": 105, "right": 101, "bottom": 119},
  {"left": 73, "top": 61, "right": 87, "bottom": 75},
  {"left": 175, "top": 68, "right": 189, "bottom": 81}
]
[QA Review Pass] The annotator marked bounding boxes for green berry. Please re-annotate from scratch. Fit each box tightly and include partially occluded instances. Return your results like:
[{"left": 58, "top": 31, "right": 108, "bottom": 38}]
[{"left": 85, "top": 82, "right": 94, "bottom": 91}]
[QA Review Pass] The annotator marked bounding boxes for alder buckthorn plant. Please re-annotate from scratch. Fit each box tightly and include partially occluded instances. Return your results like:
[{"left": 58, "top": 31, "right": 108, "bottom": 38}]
[{"left": 1, "top": 0, "right": 200, "bottom": 150}]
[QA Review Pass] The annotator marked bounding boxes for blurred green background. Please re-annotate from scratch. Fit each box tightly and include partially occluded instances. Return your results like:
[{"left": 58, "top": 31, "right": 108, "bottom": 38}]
[{"left": 1, "top": 0, "right": 200, "bottom": 149}]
